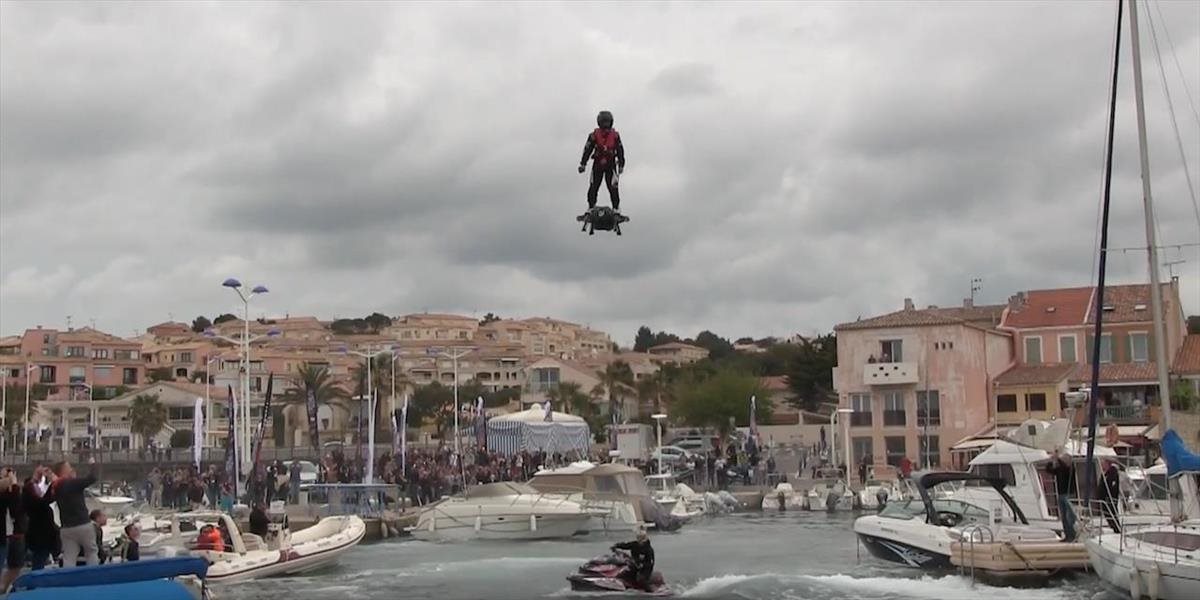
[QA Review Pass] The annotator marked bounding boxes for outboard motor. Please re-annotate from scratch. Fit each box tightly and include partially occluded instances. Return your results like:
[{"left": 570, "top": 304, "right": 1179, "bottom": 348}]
[
  {"left": 776, "top": 491, "right": 787, "bottom": 511},
  {"left": 875, "top": 487, "right": 889, "bottom": 510}
]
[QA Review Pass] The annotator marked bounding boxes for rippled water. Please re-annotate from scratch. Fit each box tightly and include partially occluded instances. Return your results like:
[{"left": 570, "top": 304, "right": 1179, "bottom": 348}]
[{"left": 220, "top": 512, "right": 1120, "bottom": 600}]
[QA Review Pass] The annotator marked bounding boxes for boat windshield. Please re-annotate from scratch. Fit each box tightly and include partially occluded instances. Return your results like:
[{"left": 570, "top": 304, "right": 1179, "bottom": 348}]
[
  {"left": 879, "top": 497, "right": 991, "bottom": 525},
  {"left": 1132, "top": 473, "right": 1170, "bottom": 501}
]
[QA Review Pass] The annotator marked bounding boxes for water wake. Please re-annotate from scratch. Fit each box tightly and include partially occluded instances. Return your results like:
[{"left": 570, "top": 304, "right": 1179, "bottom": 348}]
[{"left": 676, "top": 572, "right": 1077, "bottom": 599}]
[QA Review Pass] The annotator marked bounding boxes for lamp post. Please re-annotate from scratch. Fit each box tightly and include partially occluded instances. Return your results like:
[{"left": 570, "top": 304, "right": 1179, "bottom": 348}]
[
  {"left": 652, "top": 413, "right": 667, "bottom": 487},
  {"left": 204, "top": 327, "right": 278, "bottom": 476},
  {"left": 429, "top": 347, "right": 474, "bottom": 461},
  {"left": 340, "top": 344, "right": 389, "bottom": 484},
  {"left": 220, "top": 278, "right": 269, "bottom": 475},
  {"left": 204, "top": 356, "right": 219, "bottom": 447},
  {"left": 22, "top": 363, "right": 38, "bottom": 461}
]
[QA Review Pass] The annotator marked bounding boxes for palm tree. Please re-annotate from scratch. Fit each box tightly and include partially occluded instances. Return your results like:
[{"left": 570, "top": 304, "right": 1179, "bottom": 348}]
[
  {"left": 128, "top": 394, "right": 168, "bottom": 447},
  {"left": 595, "top": 361, "right": 635, "bottom": 422},
  {"left": 282, "top": 364, "right": 347, "bottom": 446}
]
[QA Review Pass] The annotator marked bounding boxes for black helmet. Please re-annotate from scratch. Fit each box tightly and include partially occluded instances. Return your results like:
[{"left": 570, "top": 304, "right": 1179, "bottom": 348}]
[{"left": 596, "top": 110, "right": 614, "bottom": 128}]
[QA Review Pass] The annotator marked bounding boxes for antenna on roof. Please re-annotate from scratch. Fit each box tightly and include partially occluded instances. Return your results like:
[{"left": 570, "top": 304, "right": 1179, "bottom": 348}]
[
  {"left": 66, "top": 315, "right": 72, "bottom": 331},
  {"left": 970, "top": 278, "right": 983, "bottom": 304},
  {"left": 1164, "top": 259, "right": 1185, "bottom": 281}
]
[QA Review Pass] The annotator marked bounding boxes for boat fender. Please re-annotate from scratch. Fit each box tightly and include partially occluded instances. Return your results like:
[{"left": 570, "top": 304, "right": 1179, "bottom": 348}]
[
  {"left": 1129, "top": 565, "right": 1142, "bottom": 600},
  {"left": 428, "top": 516, "right": 436, "bottom": 532},
  {"left": 475, "top": 516, "right": 482, "bottom": 532},
  {"left": 530, "top": 514, "right": 537, "bottom": 532},
  {"left": 1145, "top": 563, "right": 1160, "bottom": 600}
]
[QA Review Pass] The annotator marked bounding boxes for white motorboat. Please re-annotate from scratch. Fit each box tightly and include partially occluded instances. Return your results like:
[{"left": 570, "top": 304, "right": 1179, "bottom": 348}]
[
  {"left": 412, "top": 481, "right": 591, "bottom": 541},
  {"left": 162, "top": 511, "right": 365, "bottom": 583},
  {"left": 855, "top": 471, "right": 1061, "bottom": 569},
  {"left": 645, "top": 474, "right": 680, "bottom": 515},
  {"left": 805, "top": 479, "right": 854, "bottom": 512},
  {"left": 762, "top": 482, "right": 805, "bottom": 511},
  {"left": 529, "top": 462, "right": 684, "bottom": 532},
  {"left": 1085, "top": 430, "right": 1200, "bottom": 600}
]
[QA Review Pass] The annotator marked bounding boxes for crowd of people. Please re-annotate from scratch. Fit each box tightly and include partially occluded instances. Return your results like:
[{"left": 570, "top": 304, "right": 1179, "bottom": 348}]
[{"left": 0, "top": 458, "right": 145, "bottom": 590}]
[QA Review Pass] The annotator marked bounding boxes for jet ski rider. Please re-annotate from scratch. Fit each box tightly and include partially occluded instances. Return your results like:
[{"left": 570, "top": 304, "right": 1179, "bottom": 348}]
[{"left": 611, "top": 529, "right": 654, "bottom": 589}]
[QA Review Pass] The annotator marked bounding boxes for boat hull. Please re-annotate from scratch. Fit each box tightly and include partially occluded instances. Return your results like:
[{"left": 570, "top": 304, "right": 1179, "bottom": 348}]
[
  {"left": 1086, "top": 535, "right": 1200, "bottom": 600},
  {"left": 412, "top": 512, "right": 590, "bottom": 541},
  {"left": 207, "top": 516, "right": 366, "bottom": 584},
  {"left": 856, "top": 532, "right": 952, "bottom": 569}
]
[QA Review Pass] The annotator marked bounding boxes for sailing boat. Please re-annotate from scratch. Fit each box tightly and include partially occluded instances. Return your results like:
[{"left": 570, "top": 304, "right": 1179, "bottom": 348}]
[{"left": 1081, "top": 2, "right": 1200, "bottom": 599}]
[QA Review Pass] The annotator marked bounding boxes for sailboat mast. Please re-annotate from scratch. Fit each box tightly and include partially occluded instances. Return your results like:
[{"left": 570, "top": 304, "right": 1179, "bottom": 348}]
[{"left": 1128, "top": 0, "right": 1173, "bottom": 430}]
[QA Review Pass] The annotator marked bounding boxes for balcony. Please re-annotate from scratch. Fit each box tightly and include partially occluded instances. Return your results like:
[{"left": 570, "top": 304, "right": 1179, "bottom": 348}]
[
  {"left": 1098, "top": 404, "right": 1152, "bottom": 424},
  {"left": 863, "top": 362, "right": 919, "bottom": 385}
]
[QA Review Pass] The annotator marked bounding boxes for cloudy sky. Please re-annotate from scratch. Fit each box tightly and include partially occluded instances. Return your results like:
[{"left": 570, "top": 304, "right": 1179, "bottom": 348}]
[{"left": 2, "top": 1, "right": 1198, "bottom": 345}]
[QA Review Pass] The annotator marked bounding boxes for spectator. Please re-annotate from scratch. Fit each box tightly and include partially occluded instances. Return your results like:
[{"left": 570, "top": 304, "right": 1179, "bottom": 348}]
[
  {"left": 1096, "top": 459, "right": 1122, "bottom": 534},
  {"left": 122, "top": 524, "right": 140, "bottom": 562},
  {"left": 289, "top": 462, "right": 302, "bottom": 504},
  {"left": 0, "top": 467, "right": 27, "bottom": 591},
  {"left": 22, "top": 466, "right": 57, "bottom": 570},
  {"left": 52, "top": 458, "right": 100, "bottom": 567},
  {"left": 89, "top": 510, "right": 109, "bottom": 565},
  {"left": 1046, "top": 447, "right": 1077, "bottom": 541},
  {"left": 249, "top": 503, "right": 270, "bottom": 538}
]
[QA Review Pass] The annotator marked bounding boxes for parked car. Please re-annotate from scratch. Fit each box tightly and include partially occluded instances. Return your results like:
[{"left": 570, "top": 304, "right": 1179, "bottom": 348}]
[
  {"left": 669, "top": 437, "right": 713, "bottom": 455},
  {"left": 651, "top": 445, "right": 696, "bottom": 467},
  {"left": 291, "top": 460, "right": 320, "bottom": 484}
]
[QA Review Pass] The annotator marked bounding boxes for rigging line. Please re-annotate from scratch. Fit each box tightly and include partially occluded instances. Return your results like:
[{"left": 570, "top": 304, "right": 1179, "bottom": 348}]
[
  {"left": 1146, "top": 2, "right": 1200, "bottom": 239},
  {"left": 1152, "top": 0, "right": 1200, "bottom": 127}
]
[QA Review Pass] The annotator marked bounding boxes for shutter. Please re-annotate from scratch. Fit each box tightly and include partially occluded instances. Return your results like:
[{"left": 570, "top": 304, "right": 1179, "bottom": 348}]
[
  {"left": 1123, "top": 334, "right": 1132, "bottom": 364},
  {"left": 1146, "top": 332, "right": 1155, "bottom": 363},
  {"left": 1085, "top": 335, "right": 1095, "bottom": 363}
]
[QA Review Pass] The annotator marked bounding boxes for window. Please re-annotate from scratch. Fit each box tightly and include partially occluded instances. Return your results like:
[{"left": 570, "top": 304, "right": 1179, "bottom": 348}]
[
  {"left": 880, "top": 340, "right": 903, "bottom": 362},
  {"left": 122, "top": 368, "right": 138, "bottom": 384},
  {"left": 175, "top": 368, "right": 188, "bottom": 378},
  {"left": 969, "top": 463, "right": 1016, "bottom": 486},
  {"left": 885, "top": 436, "right": 907, "bottom": 467},
  {"left": 251, "top": 377, "right": 262, "bottom": 392},
  {"left": 1088, "top": 334, "right": 1113, "bottom": 363},
  {"left": 114, "top": 350, "right": 137, "bottom": 360},
  {"left": 179, "top": 352, "right": 193, "bottom": 363},
  {"left": 65, "top": 346, "right": 85, "bottom": 357},
  {"left": 1130, "top": 333, "right": 1149, "bottom": 363},
  {"left": 852, "top": 437, "right": 874, "bottom": 465},
  {"left": 1024, "top": 336, "right": 1042, "bottom": 364},
  {"left": 997, "top": 394, "right": 1018, "bottom": 412},
  {"left": 7, "top": 368, "right": 18, "bottom": 378},
  {"left": 69, "top": 366, "right": 86, "bottom": 383},
  {"left": 94, "top": 367, "right": 112, "bottom": 380},
  {"left": 916, "top": 390, "right": 940, "bottom": 426},
  {"left": 883, "top": 392, "right": 906, "bottom": 426},
  {"left": 1027, "top": 393, "right": 1047, "bottom": 412},
  {"left": 850, "top": 393, "right": 872, "bottom": 426},
  {"left": 92, "top": 348, "right": 109, "bottom": 359},
  {"left": 39, "top": 365, "right": 56, "bottom": 383},
  {"left": 1059, "top": 336, "right": 1076, "bottom": 363},
  {"left": 920, "top": 435, "right": 940, "bottom": 467},
  {"left": 167, "top": 406, "right": 195, "bottom": 420}
]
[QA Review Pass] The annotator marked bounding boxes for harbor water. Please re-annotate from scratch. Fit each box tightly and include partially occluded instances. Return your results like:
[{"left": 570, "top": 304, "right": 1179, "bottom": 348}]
[{"left": 221, "top": 511, "right": 1120, "bottom": 600}]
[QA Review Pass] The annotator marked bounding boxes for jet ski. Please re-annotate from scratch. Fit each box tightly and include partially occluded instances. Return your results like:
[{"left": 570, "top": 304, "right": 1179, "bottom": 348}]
[{"left": 566, "top": 550, "right": 671, "bottom": 596}]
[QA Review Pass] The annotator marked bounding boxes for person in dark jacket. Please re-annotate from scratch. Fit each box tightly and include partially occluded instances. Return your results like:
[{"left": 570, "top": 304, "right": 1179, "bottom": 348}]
[
  {"left": 22, "top": 466, "right": 58, "bottom": 570},
  {"left": 577, "top": 110, "right": 626, "bottom": 211},
  {"left": 1096, "top": 460, "right": 1122, "bottom": 533},
  {"left": 0, "top": 468, "right": 28, "bottom": 591},
  {"left": 122, "top": 524, "right": 140, "bottom": 562},
  {"left": 1046, "top": 448, "right": 1078, "bottom": 541},
  {"left": 89, "top": 510, "right": 109, "bottom": 564},
  {"left": 611, "top": 530, "right": 655, "bottom": 590},
  {"left": 248, "top": 503, "right": 270, "bottom": 538},
  {"left": 51, "top": 459, "right": 99, "bottom": 567}
]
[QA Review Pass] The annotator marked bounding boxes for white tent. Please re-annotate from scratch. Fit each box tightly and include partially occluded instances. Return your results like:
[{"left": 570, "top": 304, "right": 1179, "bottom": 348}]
[{"left": 486, "top": 407, "right": 592, "bottom": 455}]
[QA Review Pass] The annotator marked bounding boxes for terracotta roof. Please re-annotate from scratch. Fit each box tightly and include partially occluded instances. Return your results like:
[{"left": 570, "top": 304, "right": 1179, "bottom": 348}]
[
  {"left": 994, "top": 363, "right": 1075, "bottom": 386},
  {"left": 57, "top": 327, "right": 137, "bottom": 345},
  {"left": 1002, "top": 287, "right": 1093, "bottom": 328},
  {"left": 835, "top": 305, "right": 1004, "bottom": 331},
  {"left": 648, "top": 342, "right": 707, "bottom": 352},
  {"left": 1069, "top": 362, "right": 1161, "bottom": 384},
  {"left": 1086, "top": 284, "right": 1172, "bottom": 324},
  {"left": 1174, "top": 334, "right": 1200, "bottom": 375}
]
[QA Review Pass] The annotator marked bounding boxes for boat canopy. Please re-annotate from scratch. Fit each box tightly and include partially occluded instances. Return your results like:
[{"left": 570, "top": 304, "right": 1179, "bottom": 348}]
[
  {"left": 529, "top": 462, "right": 651, "bottom": 497},
  {"left": 464, "top": 481, "right": 542, "bottom": 498},
  {"left": 1161, "top": 429, "right": 1200, "bottom": 477},
  {"left": 968, "top": 438, "right": 1115, "bottom": 467},
  {"left": 9, "top": 580, "right": 199, "bottom": 600},
  {"left": 11, "top": 557, "right": 208, "bottom": 591}
]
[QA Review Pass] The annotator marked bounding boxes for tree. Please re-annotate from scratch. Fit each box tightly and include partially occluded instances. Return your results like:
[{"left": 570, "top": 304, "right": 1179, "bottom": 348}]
[
  {"left": 191, "top": 316, "right": 212, "bottom": 333},
  {"left": 2, "top": 383, "right": 48, "bottom": 446},
  {"left": 784, "top": 333, "right": 838, "bottom": 412},
  {"left": 364, "top": 312, "right": 393, "bottom": 331},
  {"left": 480, "top": 313, "right": 502, "bottom": 326},
  {"left": 281, "top": 364, "right": 348, "bottom": 446},
  {"left": 634, "top": 326, "right": 655, "bottom": 352},
  {"left": 1171, "top": 381, "right": 1197, "bottom": 412},
  {"left": 213, "top": 313, "right": 237, "bottom": 325},
  {"left": 594, "top": 361, "right": 635, "bottom": 421},
  {"left": 410, "top": 382, "right": 455, "bottom": 438},
  {"left": 148, "top": 367, "right": 174, "bottom": 382},
  {"left": 170, "top": 429, "right": 194, "bottom": 448},
  {"left": 673, "top": 369, "right": 771, "bottom": 435},
  {"left": 487, "top": 387, "right": 521, "bottom": 408},
  {"left": 693, "top": 330, "right": 735, "bottom": 361},
  {"left": 128, "top": 394, "right": 168, "bottom": 446}
]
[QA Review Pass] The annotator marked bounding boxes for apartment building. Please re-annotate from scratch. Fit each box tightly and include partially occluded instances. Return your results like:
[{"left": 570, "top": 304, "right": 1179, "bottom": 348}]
[
  {"left": 646, "top": 342, "right": 710, "bottom": 365},
  {"left": 0, "top": 327, "right": 147, "bottom": 401},
  {"left": 833, "top": 299, "right": 1012, "bottom": 469}
]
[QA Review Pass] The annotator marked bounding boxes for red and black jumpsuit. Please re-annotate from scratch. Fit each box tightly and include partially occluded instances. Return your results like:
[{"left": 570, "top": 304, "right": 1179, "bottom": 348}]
[{"left": 580, "top": 127, "right": 626, "bottom": 210}]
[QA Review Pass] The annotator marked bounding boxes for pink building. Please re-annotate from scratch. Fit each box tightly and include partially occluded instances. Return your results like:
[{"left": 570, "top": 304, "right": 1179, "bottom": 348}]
[
  {"left": 833, "top": 299, "right": 1012, "bottom": 469},
  {"left": 0, "top": 326, "right": 146, "bottom": 401}
]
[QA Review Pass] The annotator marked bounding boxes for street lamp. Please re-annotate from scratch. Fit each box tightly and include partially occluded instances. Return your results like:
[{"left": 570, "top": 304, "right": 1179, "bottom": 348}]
[
  {"left": 652, "top": 413, "right": 667, "bottom": 486},
  {"left": 204, "top": 327, "right": 279, "bottom": 474},
  {"left": 429, "top": 346, "right": 474, "bottom": 461},
  {"left": 219, "top": 278, "right": 269, "bottom": 478},
  {"left": 340, "top": 344, "right": 390, "bottom": 484},
  {"left": 21, "top": 363, "right": 38, "bottom": 461}
]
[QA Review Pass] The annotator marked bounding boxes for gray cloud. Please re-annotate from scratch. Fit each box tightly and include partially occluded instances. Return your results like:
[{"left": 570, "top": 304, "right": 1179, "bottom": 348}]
[{"left": 2, "top": 1, "right": 1198, "bottom": 346}]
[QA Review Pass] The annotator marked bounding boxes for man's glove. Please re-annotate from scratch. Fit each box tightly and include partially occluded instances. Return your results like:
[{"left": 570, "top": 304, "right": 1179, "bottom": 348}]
[{"left": 578, "top": 164, "right": 586, "bottom": 174}]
